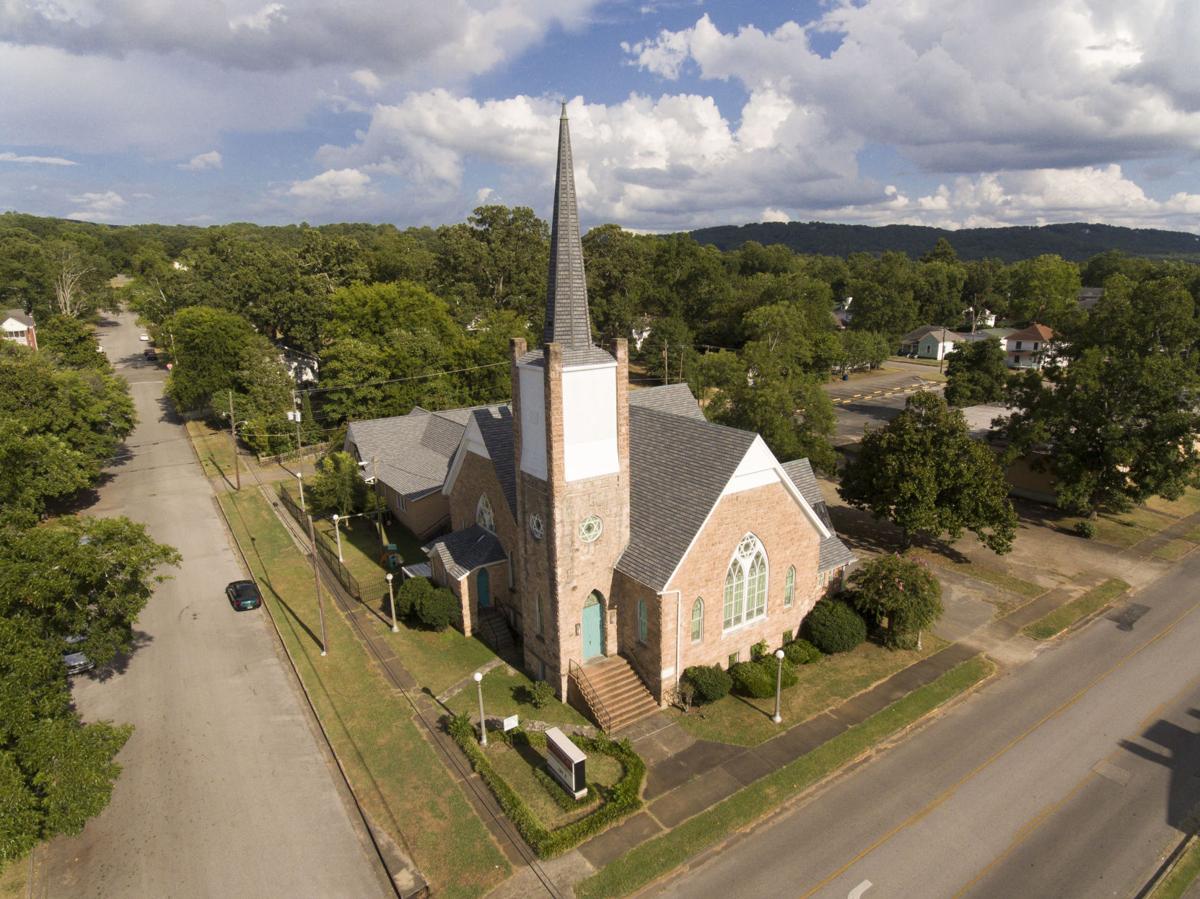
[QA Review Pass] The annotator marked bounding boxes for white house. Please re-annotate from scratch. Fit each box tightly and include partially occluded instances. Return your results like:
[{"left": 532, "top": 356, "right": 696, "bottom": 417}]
[
  {"left": 1005, "top": 323, "right": 1059, "bottom": 370},
  {"left": 1, "top": 309, "right": 36, "bottom": 350},
  {"left": 899, "top": 325, "right": 966, "bottom": 360}
]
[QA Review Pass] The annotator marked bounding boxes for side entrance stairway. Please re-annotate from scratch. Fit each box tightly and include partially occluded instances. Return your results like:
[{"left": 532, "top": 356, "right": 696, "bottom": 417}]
[
  {"left": 474, "top": 608, "right": 520, "bottom": 664},
  {"left": 573, "top": 656, "right": 659, "bottom": 733}
]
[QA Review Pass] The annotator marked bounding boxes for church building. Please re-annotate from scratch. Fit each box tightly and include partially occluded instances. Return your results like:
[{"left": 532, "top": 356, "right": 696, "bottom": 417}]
[{"left": 348, "top": 108, "right": 854, "bottom": 731}]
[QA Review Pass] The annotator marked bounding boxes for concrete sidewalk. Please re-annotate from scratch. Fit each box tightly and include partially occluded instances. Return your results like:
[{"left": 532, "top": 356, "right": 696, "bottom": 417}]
[{"left": 578, "top": 641, "right": 979, "bottom": 869}]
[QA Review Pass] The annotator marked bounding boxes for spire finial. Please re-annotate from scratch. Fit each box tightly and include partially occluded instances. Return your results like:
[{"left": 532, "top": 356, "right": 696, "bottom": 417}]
[{"left": 560, "top": 99, "right": 567, "bottom": 118}]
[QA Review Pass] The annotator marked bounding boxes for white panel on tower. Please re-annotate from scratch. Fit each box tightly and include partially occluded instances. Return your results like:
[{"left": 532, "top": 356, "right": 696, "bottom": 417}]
[
  {"left": 519, "top": 364, "right": 547, "bottom": 479},
  {"left": 562, "top": 363, "right": 619, "bottom": 482}
]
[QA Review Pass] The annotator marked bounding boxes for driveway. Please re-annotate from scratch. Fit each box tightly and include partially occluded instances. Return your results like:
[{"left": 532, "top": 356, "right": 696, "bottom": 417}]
[{"left": 35, "top": 311, "right": 392, "bottom": 898}]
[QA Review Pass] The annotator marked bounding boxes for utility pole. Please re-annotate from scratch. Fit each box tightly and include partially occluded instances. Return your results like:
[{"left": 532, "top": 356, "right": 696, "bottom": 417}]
[
  {"left": 306, "top": 513, "right": 328, "bottom": 656},
  {"left": 372, "top": 456, "right": 386, "bottom": 552},
  {"left": 227, "top": 390, "right": 240, "bottom": 491},
  {"left": 292, "top": 390, "right": 304, "bottom": 467}
]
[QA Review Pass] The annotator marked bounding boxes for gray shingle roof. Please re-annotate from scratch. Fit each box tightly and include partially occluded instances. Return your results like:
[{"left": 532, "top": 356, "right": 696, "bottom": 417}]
[
  {"left": 423, "top": 525, "right": 507, "bottom": 579},
  {"left": 781, "top": 458, "right": 855, "bottom": 572},
  {"left": 628, "top": 383, "right": 706, "bottom": 421},
  {"left": 616, "top": 406, "right": 757, "bottom": 591},
  {"left": 467, "top": 406, "right": 517, "bottom": 516},
  {"left": 517, "top": 345, "right": 615, "bottom": 368},
  {"left": 544, "top": 108, "right": 592, "bottom": 352},
  {"left": 2, "top": 309, "right": 33, "bottom": 327}
]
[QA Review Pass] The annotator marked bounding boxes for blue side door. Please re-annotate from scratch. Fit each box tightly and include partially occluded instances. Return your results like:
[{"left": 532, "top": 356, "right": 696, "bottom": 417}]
[
  {"left": 477, "top": 568, "right": 491, "bottom": 609},
  {"left": 582, "top": 597, "right": 604, "bottom": 660}
]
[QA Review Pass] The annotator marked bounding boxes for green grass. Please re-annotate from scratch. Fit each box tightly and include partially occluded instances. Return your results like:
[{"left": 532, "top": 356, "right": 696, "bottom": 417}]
[
  {"left": 1061, "top": 488, "right": 1200, "bottom": 549},
  {"left": 445, "top": 665, "right": 589, "bottom": 729},
  {"left": 1185, "top": 525, "right": 1200, "bottom": 544},
  {"left": 1151, "top": 837, "right": 1200, "bottom": 899},
  {"left": 912, "top": 549, "right": 1045, "bottom": 599},
  {"left": 0, "top": 854, "right": 28, "bottom": 899},
  {"left": 1023, "top": 577, "right": 1131, "bottom": 641},
  {"left": 219, "top": 489, "right": 510, "bottom": 898},
  {"left": 667, "top": 636, "right": 946, "bottom": 747},
  {"left": 1153, "top": 539, "right": 1196, "bottom": 562},
  {"left": 187, "top": 420, "right": 237, "bottom": 479},
  {"left": 577, "top": 655, "right": 994, "bottom": 899},
  {"left": 486, "top": 741, "right": 623, "bottom": 829}
]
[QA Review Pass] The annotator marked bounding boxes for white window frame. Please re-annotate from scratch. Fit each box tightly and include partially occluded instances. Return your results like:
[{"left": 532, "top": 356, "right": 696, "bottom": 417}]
[
  {"left": 722, "top": 533, "right": 769, "bottom": 632},
  {"left": 476, "top": 494, "right": 495, "bottom": 532},
  {"left": 785, "top": 566, "right": 795, "bottom": 607},
  {"left": 690, "top": 597, "right": 704, "bottom": 643}
]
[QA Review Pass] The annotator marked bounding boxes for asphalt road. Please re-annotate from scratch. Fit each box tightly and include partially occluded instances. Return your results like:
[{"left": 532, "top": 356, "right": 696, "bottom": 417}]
[
  {"left": 823, "top": 368, "right": 944, "bottom": 446},
  {"left": 36, "top": 311, "right": 392, "bottom": 898},
  {"left": 657, "top": 550, "right": 1200, "bottom": 898}
]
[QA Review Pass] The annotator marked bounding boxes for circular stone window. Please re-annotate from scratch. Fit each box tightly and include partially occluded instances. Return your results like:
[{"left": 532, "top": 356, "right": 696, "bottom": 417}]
[
  {"left": 579, "top": 514, "right": 603, "bottom": 544},
  {"left": 528, "top": 512, "right": 545, "bottom": 540}
]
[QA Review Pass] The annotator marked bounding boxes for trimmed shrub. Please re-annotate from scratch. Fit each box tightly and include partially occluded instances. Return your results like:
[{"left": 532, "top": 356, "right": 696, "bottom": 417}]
[
  {"left": 529, "top": 680, "right": 554, "bottom": 709},
  {"left": 751, "top": 640, "right": 769, "bottom": 660},
  {"left": 414, "top": 586, "right": 457, "bottom": 631},
  {"left": 394, "top": 575, "right": 432, "bottom": 620},
  {"left": 682, "top": 665, "right": 732, "bottom": 704},
  {"left": 1074, "top": 520, "right": 1096, "bottom": 539},
  {"left": 807, "top": 599, "right": 867, "bottom": 653},
  {"left": 784, "top": 638, "right": 822, "bottom": 665},
  {"left": 730, "top": 657, "right": 797, "bottom": 699}
]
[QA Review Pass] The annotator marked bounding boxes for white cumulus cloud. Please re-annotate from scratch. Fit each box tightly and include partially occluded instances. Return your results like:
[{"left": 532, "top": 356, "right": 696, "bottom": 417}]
[
  {"left": 67, "top": 190, "right": 126, "bottom": 221},
  {"left": 0, "top": 152, "right": 78, "bottom": 166},
  {"left": 179, "top": 150, "right": 223, "bottom": 171},
  {"left": 287, "top": 168, "right": 373, "bottom": 202}
]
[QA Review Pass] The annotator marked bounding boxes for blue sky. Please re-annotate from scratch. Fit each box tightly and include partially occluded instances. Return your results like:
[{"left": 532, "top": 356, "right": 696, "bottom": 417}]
[{"left": 2, "top": 1, "right": 1199, "bottom": 232}]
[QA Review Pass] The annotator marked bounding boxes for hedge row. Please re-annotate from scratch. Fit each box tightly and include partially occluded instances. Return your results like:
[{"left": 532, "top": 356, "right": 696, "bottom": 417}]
[{"left": 446, "top": 715, "right": 646, "bottom": 858}]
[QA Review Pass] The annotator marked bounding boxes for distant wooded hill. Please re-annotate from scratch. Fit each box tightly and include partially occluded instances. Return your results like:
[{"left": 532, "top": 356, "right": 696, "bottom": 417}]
[{"left": 688, "top": 221, "right": 1200, "bottom": 262}]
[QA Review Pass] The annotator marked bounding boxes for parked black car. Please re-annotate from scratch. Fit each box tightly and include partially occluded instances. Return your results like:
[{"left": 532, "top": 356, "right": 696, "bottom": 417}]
[{"left": 225, "top": 580, "right": 262, "bottom": 611}]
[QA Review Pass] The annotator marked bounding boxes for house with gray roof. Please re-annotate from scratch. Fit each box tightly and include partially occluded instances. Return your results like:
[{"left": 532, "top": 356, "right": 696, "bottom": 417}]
[
  {"left": 352, "top": 109, "right": 854, "bottom": 730},
  {"left": 2, "top": 309, "right": 37, "bottom": 350}
]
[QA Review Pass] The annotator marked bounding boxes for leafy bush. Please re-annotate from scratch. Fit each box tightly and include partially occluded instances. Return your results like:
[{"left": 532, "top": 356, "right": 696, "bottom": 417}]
[
  {"left": 1074, "top": 520, "right": 1096, "bottom": 539},
  {"left": 394, "top": 576, "right": 432, "bottom": 620},
  {"left": 849, "top": 555, "right": 943, "bottom": 650},
  {"left": 529, "top": 680, "right": 554, "bottom": 709},
  {"left": 784, "top": 638, "right": 822, "bottom": 665},
  {"left": 730, "top": 657, "right": 798, "bottom": 699},
  {"left": 751, "top": 640, "right": 768, "bottom": 660},
  {"left": 681, "top": 665, "right": 732, "bottom": 704},
  {"left": 414, "top": 586, "right": 457, "bottom": 631},
  {"left": 806, "top": 599, "right": 867, "bottom": 653}
]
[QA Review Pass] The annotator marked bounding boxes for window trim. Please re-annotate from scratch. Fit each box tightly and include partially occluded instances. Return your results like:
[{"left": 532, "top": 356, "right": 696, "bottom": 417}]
[
  {"left": 476, "top": 494, "right": 495, "bottom": 532},
  {"left": 637, "top": 598, "right": 648, "bottom": 643},
  {"left": 722, "top": 533, "right": 769, "bottom": 633},
  {"left": 690, "top": 597, "right": 704, "bottom": 643},
  {"left": 785, "top": 565, "right": 795, "bottom": 608}
]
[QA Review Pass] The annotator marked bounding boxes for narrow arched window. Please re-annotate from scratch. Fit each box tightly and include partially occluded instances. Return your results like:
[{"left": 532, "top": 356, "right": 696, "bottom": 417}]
[
  {"left": 785, "top": 566, "right": 795, "bottom": 608},
  {"left": 476, "top": 494, "right": 494, "bottom": 532},
  {"left": 637, "top": 598, "right": 648, "bottom": 642},
  {"left": 723, "top": 533, "right": 768, "bottom": 631},
  {"left": 691, "top": 597, "right": 704, "bottom": 643}
]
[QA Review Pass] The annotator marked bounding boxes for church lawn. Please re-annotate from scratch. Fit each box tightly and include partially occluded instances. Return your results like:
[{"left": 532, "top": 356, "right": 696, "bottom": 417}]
[
  {"left": 1023, "top": 577, "right": 1131, "bottom": 641},
  {"left": 667, "top": 636, "right": 948, "bottom": 748},
  {"left": 1059, "top": 488, "right": 1200, "bottom": 549},
  {"left": 0, "top": 855, "right": 28, "bottom": 899},
  {"left": 577, "top": 655, "right": 994, "bottom": 899},
  {"left": 444, "top": 665, "right": 590, "bottom": 730},
  {"left": 219, "top": 489, "right": 510, "bottom": 898},
  {"left": 484, "top": 741, "right": 624, "bottom": 830}
]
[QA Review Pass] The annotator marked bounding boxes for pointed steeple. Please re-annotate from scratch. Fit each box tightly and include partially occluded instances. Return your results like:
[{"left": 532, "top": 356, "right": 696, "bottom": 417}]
[{"left": 543, "top": 104, "right": 594, "bottom": 351}]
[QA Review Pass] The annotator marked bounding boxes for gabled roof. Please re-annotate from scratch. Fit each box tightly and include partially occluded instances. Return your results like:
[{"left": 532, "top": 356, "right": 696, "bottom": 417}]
[
  {"left": 345, "top": 408, "right": 474, "bottom": 499},
  {"left": 423, "top": 525, "right": 507, "bottom": 579},
  {"left": 2, "top": 309, "right": 33, "bottom": 328},
  {"left": 628, "top": 383, "right": 706, "bottom": 421},
  {"left": 1007, "top": 323, "right": 1055, "bottom": 342},
  {"left": 781, "top": 458, "right": 856, "bottom": 573},
  {"left": 616, "top": 406, "right": 757, "bottom": 591},
  {"left": 452, "top": 405, "right": 517, "bottom": 517},
  {"left": 900, "top": 325, "right": 965, "bottom": 343}
]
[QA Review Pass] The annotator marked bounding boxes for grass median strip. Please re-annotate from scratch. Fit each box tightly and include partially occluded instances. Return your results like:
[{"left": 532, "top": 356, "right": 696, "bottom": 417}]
[
  {"left": 577, "top": 654, "right": 994, "bottom": 899},
  {"left": 1150, "top": 836, "right": 1200, "bottom": 899},
  {"left": 219, "top": 488, "right": 510, "bottom": 899},
  {"left": 1023, "top": 577, "right": 1131, "bottom": 641}
]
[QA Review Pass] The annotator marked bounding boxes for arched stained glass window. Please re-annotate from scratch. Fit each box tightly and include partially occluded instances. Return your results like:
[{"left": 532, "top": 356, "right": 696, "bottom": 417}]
[
  {"left": 785, "top": 566, "right": 796, "bottom": 608},
  {"left": 476, "top": 494, "right": 495, "bottom": 532},
  {"left": 723, "top": 533, "right": 768, "bottom": 631},
  {"left": 691, "top": 598, "right": 704, "bottom": 643}
]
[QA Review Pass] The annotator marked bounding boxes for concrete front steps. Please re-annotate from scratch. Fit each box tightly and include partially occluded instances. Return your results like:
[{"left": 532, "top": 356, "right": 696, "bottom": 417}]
[{"left": 579, "top": 656, "right": 660, "bottom": 733}]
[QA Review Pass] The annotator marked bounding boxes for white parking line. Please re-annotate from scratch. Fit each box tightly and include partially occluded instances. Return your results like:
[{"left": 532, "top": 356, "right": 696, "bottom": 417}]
[{"left": 848, "top": 879, "right": 873, "bottom": 899}]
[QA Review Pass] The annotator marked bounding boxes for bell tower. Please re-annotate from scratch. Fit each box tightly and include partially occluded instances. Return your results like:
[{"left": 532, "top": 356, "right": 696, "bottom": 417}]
[{"left": 510, "top": 104, "right": 630, "bottom": 696}]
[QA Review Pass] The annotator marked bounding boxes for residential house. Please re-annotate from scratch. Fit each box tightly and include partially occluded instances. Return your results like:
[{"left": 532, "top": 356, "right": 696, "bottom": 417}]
[
  {"left": 899, "top": 325, "right": 966, "bottom": 360},
  {"left": 1, "top": 309, "right": 36, "bottom": 350},
  {"left": 1005, "top": 323, "right": 1059, "bottom": 370},
  {"left": 1077, "top": 287, "right": 1104, "bottom": 312},
  {"left": 355, "top": 109, "right": 855, "bottom": 729}
]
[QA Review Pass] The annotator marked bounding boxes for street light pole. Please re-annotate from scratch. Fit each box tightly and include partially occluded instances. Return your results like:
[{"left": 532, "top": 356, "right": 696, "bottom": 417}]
[
  {"left": 773, "top": 649, "right": 785, "bottom": 724},
  {"left": 474, "top": 671, "right": 487, "bottom": 746},
  {"left": 296, "top": 471, "right": 306, "bottom": 514},
  {"left": 332, "top": 513, "right": 343, "bottom": 563},
  {"left": 386, "top": 572, "right": 398, "bottom": 633},
  {"left": 227, "top": 390, "right": 241, "bottom": 491},
  {"left": 306, "top": 513, "right": 328, "bottom": 656}
]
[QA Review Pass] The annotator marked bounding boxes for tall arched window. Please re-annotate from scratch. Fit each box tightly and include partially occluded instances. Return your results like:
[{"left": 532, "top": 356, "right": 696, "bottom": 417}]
[
  {"left": 691, "top": 598, "right": 704, "bottom": 643},
  {"left": 476, "top": 494, "right": 494, "bottom": 532},
  {"left": 785, "top": 566, "right": 796, "bottom": 608},
  {"left": 723, "top": 533, "right": 768, "bottom": 631},
  {"left": 637, "top": 598, "right": 648, "bottom": 642}
]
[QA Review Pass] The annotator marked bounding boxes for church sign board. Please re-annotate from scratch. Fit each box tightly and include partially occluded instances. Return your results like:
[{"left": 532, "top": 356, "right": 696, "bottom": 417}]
[{"left": 544, "top": 727, "right": 587, "bottom": 799}]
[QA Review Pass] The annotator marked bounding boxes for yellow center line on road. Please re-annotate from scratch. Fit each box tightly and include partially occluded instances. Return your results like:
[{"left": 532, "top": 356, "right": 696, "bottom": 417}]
[
  {"left": 951, "top": 664, "right": 1200, "bottom": 897},
  {"left": 799, "top": 593, "right": 1200, "bottom": 899}
]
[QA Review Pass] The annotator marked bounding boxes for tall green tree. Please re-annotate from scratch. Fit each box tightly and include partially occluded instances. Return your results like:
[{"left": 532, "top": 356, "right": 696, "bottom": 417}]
[
  {"left": 164, "top": 306, "right": 259, "bottom": 412},
  {"left": 848, "top": 554, "right": 943, "bottom": 649},
  {"left": 37, "top": 315, "right": 108, "bottom": 370},
  {"left": 308, "top": 451, "right": 368, "bottom": 517},
  {"left": 1007, "top": 254, "right": 1081, "bottom": 327},
  {"left": 944, "top": 337, "right": 1009, "bottom": 406},
  {"left": 839, "top": 391, "right": 1017, "bottom": 552}
]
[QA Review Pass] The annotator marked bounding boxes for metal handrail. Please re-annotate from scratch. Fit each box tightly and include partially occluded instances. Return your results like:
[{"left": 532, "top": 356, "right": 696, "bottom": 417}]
[{"left": 568, "top": 658, "right": 613, "bottom": 732}]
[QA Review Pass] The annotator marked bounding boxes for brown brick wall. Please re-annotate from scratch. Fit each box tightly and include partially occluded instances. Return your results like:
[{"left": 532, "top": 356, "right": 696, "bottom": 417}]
[{"left": 394, "top": 489, "right": 450, "bottom": 540}]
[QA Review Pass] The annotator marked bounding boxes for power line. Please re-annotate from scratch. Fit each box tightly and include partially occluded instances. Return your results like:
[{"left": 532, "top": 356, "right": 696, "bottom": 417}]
[{"left": 303, "top": 361, "right": 507, "bottom": 395}]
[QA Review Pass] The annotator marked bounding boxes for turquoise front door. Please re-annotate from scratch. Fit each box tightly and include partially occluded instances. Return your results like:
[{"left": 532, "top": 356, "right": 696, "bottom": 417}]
[
  {"left": 582, "top": 593, "right": 604, "bottom": 660},
  {"left": 477, "top": 568, "right": 491, "bottom": 609}
]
